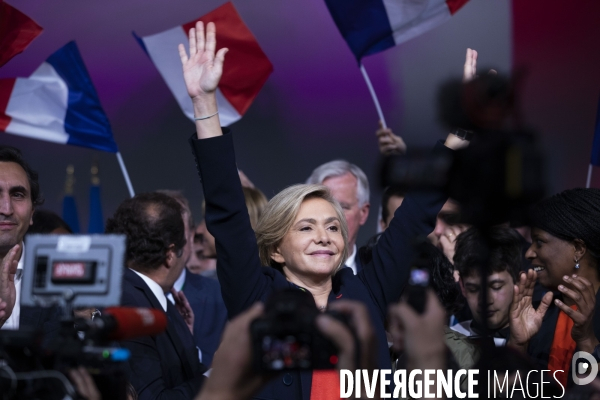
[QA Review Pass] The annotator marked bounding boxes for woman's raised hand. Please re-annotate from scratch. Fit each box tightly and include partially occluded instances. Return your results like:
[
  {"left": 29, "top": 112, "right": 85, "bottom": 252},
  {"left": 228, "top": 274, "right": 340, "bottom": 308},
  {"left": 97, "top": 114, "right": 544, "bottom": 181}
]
[
  {"left": 179, "top": 21, "right": 228, "bottom": 100},
  {"left": 463, "top": 48, "right": 477, "bottom": 82},
  {"left": 508, "top": 269, "right": 553, "bottom": 352}
]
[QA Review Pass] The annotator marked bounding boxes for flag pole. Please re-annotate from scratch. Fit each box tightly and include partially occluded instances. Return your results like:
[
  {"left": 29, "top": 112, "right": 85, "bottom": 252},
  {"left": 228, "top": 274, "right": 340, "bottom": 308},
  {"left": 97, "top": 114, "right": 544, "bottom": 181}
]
[
  {"left": 359, "top": 63, "right": 387, "bottom": 129},
  {"left": 116, "top": 152, "right": 135, "bottom": 198},
  {"left": 586, "top": 164, "right": 593, "bottom": 189}
]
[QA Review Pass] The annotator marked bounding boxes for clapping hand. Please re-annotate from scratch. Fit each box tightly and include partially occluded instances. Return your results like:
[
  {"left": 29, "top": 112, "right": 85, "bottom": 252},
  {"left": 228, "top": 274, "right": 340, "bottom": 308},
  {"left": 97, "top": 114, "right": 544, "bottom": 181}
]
[
  {"left": 508, "top": 270, "right": 553, "bottom": 352},
  {"left": 0, "top": 244, "right": 20, "bottom": 327},
  {"left": 556, "top": 274, "right": 599, "bottom": 353}
]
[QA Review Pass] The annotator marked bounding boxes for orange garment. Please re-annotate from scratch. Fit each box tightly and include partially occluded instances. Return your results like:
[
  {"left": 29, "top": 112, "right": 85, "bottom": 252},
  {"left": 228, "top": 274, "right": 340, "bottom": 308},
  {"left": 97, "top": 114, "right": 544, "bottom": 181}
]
[
  {"left": 548, "top": 305, "right": 578, "bottom": 387},
  {"left": 310, "top": 370, "right": 340, "bottom": 400}
]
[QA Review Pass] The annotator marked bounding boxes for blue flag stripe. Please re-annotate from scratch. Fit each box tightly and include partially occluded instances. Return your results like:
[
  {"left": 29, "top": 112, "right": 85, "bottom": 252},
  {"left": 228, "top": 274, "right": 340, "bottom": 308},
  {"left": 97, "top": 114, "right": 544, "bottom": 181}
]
[
  {"left": 324, "top": 0, "right": 395, "bottom": 61},
  {"left": 62, "top": 195, "right": 81, "bottom": 233},
  {"left": 46, "top": 42, "right": 118, "bottom": 153},
  {"left": 591, "top": 94, "right": 600, "bottom": 166},
  {"left": 88, "top": 185, "right": 104, "bottom": 233},
  {"left": 132, "top": 32, "right": 150, "bottom": 57}
]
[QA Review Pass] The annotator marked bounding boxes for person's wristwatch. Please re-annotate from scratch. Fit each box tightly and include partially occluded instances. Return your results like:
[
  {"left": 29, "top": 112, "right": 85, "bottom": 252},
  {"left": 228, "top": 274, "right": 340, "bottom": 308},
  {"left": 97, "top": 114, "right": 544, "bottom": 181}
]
[{"left": 452, "top": 128, "right": 474, "bottom": 141}]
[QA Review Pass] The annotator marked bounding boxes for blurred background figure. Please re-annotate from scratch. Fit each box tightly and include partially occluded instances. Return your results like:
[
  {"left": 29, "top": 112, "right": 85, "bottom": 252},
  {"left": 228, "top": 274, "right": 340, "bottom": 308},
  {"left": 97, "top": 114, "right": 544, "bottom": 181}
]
[
  {"left": 27, "top": 209, "right": 73, "bottom": 235},
  {"left": 191, "top": 184, "right": 268, "bottom": 280}
]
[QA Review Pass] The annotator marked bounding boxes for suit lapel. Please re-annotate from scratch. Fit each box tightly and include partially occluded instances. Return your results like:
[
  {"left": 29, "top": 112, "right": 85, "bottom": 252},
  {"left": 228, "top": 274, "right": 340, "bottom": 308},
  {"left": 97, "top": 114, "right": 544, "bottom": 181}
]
[{"left": 125, "top": 269, "right": 196, "bottom": 379}]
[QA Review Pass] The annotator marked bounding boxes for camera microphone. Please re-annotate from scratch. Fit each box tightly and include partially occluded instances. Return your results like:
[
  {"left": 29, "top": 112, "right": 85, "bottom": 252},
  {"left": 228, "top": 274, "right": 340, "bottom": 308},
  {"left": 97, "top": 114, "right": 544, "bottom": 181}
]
[{"left": 77, "top": 307, "right": 167, "bottom": 341}]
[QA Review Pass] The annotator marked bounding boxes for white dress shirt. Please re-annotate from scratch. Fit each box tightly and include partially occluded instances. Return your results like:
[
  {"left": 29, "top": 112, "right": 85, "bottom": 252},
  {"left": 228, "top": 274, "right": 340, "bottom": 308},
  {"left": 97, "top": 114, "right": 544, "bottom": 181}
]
[
  {"left": 166, "top": 268, "right": 186, "bottom": 304},
  {"left": 345, "top": 245, "right": 358, "bottom": 275},
  {"left": 130, "top": 269, "right": 167, "bottom": 311},
  {"left": 1, "top": 243, "right": 25, "bottom": 331}
]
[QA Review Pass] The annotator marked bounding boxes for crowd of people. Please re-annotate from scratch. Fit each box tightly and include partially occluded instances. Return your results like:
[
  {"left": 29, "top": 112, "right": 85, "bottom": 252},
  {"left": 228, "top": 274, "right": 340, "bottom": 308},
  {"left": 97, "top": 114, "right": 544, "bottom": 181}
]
[{"left": 1, "top": 22, "right": 600, "bottom": 400}]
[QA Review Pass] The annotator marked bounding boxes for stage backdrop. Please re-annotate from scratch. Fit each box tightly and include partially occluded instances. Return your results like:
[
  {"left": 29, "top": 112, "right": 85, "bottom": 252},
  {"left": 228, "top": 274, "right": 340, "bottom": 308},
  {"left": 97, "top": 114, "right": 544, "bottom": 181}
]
[{"left": 1, "top": 0, "right": 598, "bottom": 244}]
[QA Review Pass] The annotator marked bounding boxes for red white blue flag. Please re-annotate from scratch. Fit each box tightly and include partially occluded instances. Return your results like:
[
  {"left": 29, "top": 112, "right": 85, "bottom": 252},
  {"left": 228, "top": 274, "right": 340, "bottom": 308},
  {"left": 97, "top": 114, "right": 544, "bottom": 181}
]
[
  {"left": 134, "top": 2, "right": 273, "bottom": 126},
  {"left": 0, "top": 41, "right": 118, "bottom": 152},
  {"left": 325, "top": 0, "right": 470, "bottom": 60}
]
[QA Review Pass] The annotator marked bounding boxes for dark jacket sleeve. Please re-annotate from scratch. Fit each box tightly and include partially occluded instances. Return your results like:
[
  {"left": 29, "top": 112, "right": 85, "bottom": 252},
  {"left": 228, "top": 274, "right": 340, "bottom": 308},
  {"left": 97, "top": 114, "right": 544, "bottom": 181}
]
[
  {"left": 189, "top": 130, "right": 278, "bottom": 317},
  {"left": 358, "top": 140, "right": 451, "bottom": 318}
]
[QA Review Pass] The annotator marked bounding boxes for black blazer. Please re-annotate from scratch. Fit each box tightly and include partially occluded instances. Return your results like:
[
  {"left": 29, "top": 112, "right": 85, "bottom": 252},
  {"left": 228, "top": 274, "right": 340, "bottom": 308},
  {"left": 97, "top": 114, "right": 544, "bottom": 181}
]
[
  {"left": 182, "top": 269, "right": 228, "bottom": 367},
  {"left": 120, "top": 268, "right": 205, "bottom": 400},
  {"left": 190, "top": 130, "right": 449, "bottom": 400}
]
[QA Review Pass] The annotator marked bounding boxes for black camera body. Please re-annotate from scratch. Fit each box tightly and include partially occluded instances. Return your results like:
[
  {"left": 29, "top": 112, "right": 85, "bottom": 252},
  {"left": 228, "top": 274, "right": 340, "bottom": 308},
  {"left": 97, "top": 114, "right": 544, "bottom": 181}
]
[
  {"left": 0, "top": 322, "right": 129, "bottom": 400},
  {"left": 251, "top": 289, "right": 350, "bottom": 371}
]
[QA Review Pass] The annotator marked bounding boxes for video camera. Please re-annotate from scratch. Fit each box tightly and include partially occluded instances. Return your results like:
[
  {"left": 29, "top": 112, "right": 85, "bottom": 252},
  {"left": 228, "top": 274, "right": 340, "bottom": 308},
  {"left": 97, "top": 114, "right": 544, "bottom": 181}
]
[
  {"left": 251, "top": 289, "right": 356, "bottom": 371},
  {"left": 0, "top": 234, "right": 165, "bottom": 400}
]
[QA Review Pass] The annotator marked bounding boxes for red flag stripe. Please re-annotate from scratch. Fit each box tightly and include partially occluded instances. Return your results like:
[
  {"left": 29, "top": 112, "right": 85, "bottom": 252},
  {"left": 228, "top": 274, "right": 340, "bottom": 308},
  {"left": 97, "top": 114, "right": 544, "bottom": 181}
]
[
  {"left": 182, "top": 2, "right": 273, "bottom": 115},
  {"left": 0, "top": 3, "right": 43, "bottom": 67},
  {"left": 446, "top": 0, "right": 470, "bottom": 15},
  {"left": 0, "top": 78, "right": 16, "bottom": 132}
]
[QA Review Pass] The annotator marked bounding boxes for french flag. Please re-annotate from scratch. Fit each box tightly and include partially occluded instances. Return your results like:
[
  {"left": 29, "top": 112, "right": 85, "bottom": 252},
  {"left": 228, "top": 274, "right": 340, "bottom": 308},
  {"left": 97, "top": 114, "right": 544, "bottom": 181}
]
[
  {"left": 135, "top": 2, "right": 273, "bottom": 126},
  {"left": 325, "top": 0, "right": 470, "bottom": 60},
  {"left": 0, "top": 41, "right": 118, "bottom": 152}
]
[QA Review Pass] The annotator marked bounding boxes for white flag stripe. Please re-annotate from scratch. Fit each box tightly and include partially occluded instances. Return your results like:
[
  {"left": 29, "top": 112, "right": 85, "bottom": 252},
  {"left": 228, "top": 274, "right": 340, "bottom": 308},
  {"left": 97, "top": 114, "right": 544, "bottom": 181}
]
[
  {"left": 141, "top": 27, "right": 240, "bottom": 126},
  {"left": 382, "top": 0, "right": 451, "bottom": 46},
  {"left": 214, "top": 88, "right": 241, "bottom": 126},
  {"left": 5, "top": 62, "right": 69, "bottom": 143},
  {"left": 143, "top": 27, "right": 193, "bottom": 115}
]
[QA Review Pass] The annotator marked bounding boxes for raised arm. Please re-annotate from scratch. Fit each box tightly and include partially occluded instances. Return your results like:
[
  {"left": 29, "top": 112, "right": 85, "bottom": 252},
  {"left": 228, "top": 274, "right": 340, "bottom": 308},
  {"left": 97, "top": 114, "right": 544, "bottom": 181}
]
[
  {"left": 360, "top": 49, "right": 481, "bottom": 315},
  {"left": 179, "top": 21, "right": 228, "bottom": 140},
  {"left": 183, "top": 22, "right": 275, "bottom": 317}
]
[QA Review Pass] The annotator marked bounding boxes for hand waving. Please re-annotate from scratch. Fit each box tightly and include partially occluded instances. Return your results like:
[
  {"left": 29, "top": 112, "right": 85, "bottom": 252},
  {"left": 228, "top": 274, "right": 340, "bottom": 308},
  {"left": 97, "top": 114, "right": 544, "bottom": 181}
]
[
  {"left": 0, "top": 244, "right": 20, "bottom": 327},
  {"left": 463, "top": 48, "right": 478, "bottom": 82},
  {"left": 508, "top": 269, "right": 553, "bottom": 351},
  {"left": 178, "top": 21, "right": 229, "bottom": 100}
]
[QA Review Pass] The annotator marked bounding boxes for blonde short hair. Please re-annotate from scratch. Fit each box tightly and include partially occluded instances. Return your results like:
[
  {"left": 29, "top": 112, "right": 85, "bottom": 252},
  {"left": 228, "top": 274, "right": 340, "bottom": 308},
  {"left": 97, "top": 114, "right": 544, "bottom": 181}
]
[
  {"left": 255, "top": 184, "right": 349, "bottom": 274},
  {"left": 242, "top": 186, "right": 268, "bottom": 230}
]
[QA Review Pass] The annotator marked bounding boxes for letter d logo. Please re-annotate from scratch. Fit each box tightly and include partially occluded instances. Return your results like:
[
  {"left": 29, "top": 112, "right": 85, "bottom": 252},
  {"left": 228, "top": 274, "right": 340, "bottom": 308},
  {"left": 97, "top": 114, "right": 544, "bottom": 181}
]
[{"left": 572, "top": 351, "right": 598, "bottom": 385}]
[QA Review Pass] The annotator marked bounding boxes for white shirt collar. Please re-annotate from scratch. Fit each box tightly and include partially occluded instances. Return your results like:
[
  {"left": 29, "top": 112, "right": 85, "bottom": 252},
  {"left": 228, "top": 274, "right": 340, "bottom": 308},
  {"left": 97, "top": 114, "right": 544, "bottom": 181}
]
[
  {"left": 173, "top": 268, "right": 186, "bottom": 292},
  {"left": 345, "top": 245, "right": 357, "bottom": 275},
  {"left": 130, "top": 269, "right": 168, "bottom": 311}
]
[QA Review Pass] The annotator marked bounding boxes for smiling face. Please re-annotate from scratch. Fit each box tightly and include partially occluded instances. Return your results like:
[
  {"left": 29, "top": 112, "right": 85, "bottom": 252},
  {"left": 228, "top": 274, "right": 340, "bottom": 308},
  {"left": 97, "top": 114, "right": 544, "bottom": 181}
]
[
  {"left": 271, "top": 197, "right": 344, "bottom": 282},
  {"left": 460, "top": 271, "right": 514, "bottom": 330},
  {"left": 0, "top": 161, "right": 34, "bottom": 255},
  {"left": 527, "top": 227, "right": 577, "bottom": 290}
]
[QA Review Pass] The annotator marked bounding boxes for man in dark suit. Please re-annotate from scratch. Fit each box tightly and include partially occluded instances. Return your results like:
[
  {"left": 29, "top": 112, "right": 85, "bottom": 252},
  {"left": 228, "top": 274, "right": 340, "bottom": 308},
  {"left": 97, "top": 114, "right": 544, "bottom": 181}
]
[
  {"left": 0, "top": 146, "right": 60, "bottom": 338},
  {"left": 158, "top": 190, "right": 227, "bottom": 367},
  {"left": 106, "top": 192, "right": 206, "bottom": 399}
]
